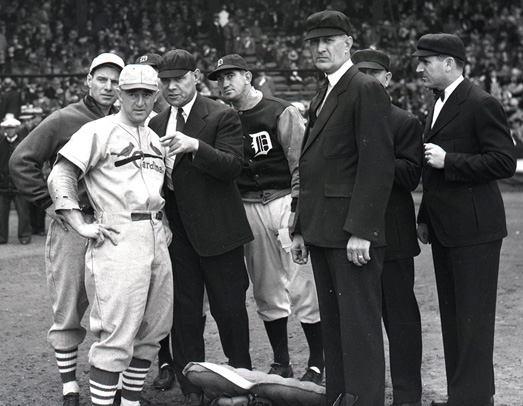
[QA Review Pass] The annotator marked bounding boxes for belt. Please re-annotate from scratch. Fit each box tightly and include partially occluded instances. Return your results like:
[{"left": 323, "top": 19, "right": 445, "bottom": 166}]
[{"left": 131, "top": 212, "right": 163, "bottom": 221}]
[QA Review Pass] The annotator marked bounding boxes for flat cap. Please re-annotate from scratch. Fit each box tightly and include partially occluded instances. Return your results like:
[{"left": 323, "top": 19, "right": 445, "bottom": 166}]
[
  {"left": 304, "top": 10, "right": 351, "bottom": 41},
  {"left": 412, "top": 33, "right": 467, "bottom": 63},
  {"left": 158, "top": 50, "right": 196, "bottom": 79},
  {"left": 208, "top": 54, "right": 248, "bottom": 81},
  {"left": 352, "top": 49, "right": 390, "bottom": 71}
]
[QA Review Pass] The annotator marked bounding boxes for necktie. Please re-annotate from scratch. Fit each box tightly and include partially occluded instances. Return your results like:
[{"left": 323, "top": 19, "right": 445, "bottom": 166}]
[
  {"left": 433, "top": 89, "right": 445, "bottom": 102},
  {"left": 176, "top": 107, "right": 185, "bottom": 132},
  {"left": 309, "top": 81, "right": 328, "bottom": 127}
]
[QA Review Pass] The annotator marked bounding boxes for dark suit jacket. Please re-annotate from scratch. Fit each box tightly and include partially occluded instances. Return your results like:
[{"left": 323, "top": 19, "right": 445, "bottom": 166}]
[
  {"left": 149, "top": 93, "right": 253, "bottom": 257},
  {"left": 296, "top": 66, "right": 395, "bottom": 248},
  {"left": 385, "top": 104, "right": 423, "bottom": 261},
  {"left": 418, "top": 79, "right": 516, "bottom": 247}
]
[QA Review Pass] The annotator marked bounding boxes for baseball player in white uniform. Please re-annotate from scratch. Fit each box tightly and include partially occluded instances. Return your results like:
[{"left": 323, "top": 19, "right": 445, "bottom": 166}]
[{"left": 48, "top": 64, "right": 173, "bottom": 406}]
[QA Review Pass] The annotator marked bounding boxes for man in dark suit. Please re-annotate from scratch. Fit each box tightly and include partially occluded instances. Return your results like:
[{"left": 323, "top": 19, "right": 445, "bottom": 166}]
[
  {"left": 353, "top": 48, "right": 423, "bottom": 406},
  {"left": 413, "top": 33, "right": 517, "bottom": 406},
  {"left": 291, "top": 11, "right": 395, "bottom": 406},
  {"left": 149, "top": 49, "right": 253, "bottom": 406}
]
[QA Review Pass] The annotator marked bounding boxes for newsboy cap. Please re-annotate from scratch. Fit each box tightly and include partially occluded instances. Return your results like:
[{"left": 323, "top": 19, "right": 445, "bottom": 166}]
[
  {"left": 208, "top": 54, "right": 249, "bottom": 81},
  {"left": 412, "top": 33, "right": 467, "bottom": 63},
  {"left": 304, "top": 10, "right": 351, "bottom": 41},
  {"left": 158, "top": 50, "right": 196, "bottom": 79},
  {"left": 352, "top": 49, "right": 390, "bottom": 71}
]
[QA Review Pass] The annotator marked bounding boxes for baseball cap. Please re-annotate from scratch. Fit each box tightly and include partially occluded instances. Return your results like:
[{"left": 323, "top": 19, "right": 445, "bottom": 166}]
[
  {"left": 412, "top": 33, "right": 467, "bottom": 63},
  {"left": 1, "top": 117, "right": 21, "bottom": 128},
  {"left": 89, "top": 53, "right": 125, "bottom": 74},
  {"left": 158, "top": 50, "right": 196, "bottom": 79},
  {"left": 135, "top": 53, "right": 161, "bottom": 68},
  {"left": 352, "top": 49, "right": 390, "bottom": 71},
  {"left": 304, "top": 10, "right": 351, "bottom": 41},
  {"left": 119, "top": 64, "right": 159, "bottom": 91},
  {"left": 208, "top": 54, "right": 249, "bottom": 81}
]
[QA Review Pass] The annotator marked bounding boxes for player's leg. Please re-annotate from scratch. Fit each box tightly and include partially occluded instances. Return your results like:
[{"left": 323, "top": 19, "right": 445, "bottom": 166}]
[
  {"left": 45, "top": 219, "right": 89, "bottom": 403},
  {"left": 13, "top": 193, "right": 32, "bottom": 244},
  {"left": 243, "top": 199, "right": 292, "bottom": 376}
]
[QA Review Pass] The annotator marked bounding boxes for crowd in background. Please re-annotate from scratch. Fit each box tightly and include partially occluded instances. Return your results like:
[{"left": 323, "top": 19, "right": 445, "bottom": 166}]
[{"left": 1, "top": 0, "right": 523, "bottom": 147}]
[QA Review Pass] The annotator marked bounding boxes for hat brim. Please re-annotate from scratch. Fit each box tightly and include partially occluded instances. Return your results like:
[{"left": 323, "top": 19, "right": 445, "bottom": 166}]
[
  {"left": 90, "top": 62, "right": 124, "bottom": 74},
  {"left": 158, "top": 69, "right": 191, "bottom": 79},
  {"left": 304, "top": 28, "right": 347, "bottom": 41},
  {"left": 120, "top": 84, "right": 158, "bottom": 91},
  {"left": 355, "top": 61, "right": 387, "bottom": 70},
  {"left": 411, "top": 49, "right": 440, "bottom": 57},
  {"left": 208, "top": 65, "right": 246, "bottom": 81}
]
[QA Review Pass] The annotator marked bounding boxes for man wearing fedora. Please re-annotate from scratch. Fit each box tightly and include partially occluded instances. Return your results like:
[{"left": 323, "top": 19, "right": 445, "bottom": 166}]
[
  {"left": 291, "top": 10, "right": 395, "bottom": 406},
  {"left": 413, "top": 33, "right": 516, "bottom": 406},
  {"left": 352, "top": 48, "right": 423, "bottom": 406},
  {"left": 149, "top": 49, "right": 253, "bottom": 406},
  {"left": 208, "top": 54, "right": 324, "bottom": 384}
]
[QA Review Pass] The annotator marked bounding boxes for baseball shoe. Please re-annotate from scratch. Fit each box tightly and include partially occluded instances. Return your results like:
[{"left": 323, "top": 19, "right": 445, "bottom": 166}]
[
  {"left": 268, "top": 362, "right": 293, "bottom": 378},
  {"left": 153, "top": 364, "right": 175, "bottom": 390},
  {"left": 63, "top": 392, "right": 80, "bottom": 406},
  {"left": 300, "top": 368, "right": 323, "bottom": 385}
]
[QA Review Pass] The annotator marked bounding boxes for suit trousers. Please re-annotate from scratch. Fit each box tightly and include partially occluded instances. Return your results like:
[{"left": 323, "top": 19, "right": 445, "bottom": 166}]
[
  {"left": 0, "top": 192, "right": 32, "bottom": 243},
  {"left": 431, "top": 236, "right": 501, "bottom": 406},
  {"left": 382, "top": 257, "right": 422, "bottom": 404},
  {"left": 309, "top": 245, "right": 385, "bottom": 406},
  {"left": 168, "top": 205, "right": 251, "bottom": 395}
]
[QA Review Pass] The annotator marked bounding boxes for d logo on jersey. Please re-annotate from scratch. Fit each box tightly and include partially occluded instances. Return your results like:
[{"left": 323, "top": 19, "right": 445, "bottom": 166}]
[{"left": 250, "top": 131, "right": 273, "bottom": 158}]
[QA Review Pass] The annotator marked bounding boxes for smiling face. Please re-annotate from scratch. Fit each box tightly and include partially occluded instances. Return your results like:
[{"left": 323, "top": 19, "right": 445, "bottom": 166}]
[
  {"left": 87, "top": 65, "right": 121, "bottom": 108},
  {"left": 308, "top": 34, "right": 353, "bottom": 74},
  {"left": 117, "top": 88, "right": 158, "bottom": 126},
  {"left": 215, "top": 69, "right": 250, "bottom": 103},
  {"left": 160, "top": 70, "right": 199, "bottom": 107}
]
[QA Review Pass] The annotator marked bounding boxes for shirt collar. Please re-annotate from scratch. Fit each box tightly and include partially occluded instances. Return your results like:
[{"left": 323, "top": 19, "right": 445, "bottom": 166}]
[
  {"left": 325, "top": 58, "right": 353, "bottom": 88},
  {"left": 170, "top": 91, "right": 198, "bottom": 119},
  {"left": 443, "top": 75, "right": 464, "bottom": 101}
]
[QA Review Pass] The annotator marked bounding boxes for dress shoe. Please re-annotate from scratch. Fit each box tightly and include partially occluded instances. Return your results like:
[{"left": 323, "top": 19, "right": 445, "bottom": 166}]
[
  {"left": 19, "top": 238, "right": 31, "bottom": 245},
  {"left": 63, "top": 392, "right": 80, "bottom": 406},
  {"left": 185, "top": 392, "right": 204, "bottom": 406},
  {"left": 268, "top": 362, "right": 293, "bottom": 378},
  {"left": 431, "top": 397, "right": 493, "bottom": 406},
  {"left": 393, "top": 402, "right": 421, "bottom": 406},
  {"left": 300, "top": 368, "right": 323, "bottom": 385},
  {"left": 153, "top": 364, "right": 175, "bottom": 390}
]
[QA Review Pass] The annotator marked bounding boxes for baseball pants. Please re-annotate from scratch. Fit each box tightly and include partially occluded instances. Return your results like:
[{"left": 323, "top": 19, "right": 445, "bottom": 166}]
[
  {"left": 46, "top": 218, "right": 89, "bottom": 351},
  {"left": 86, "top": 212, "right": 173, "bottom": 372},
  {"left": 243, "top": 194, "right": 320, "bottom": 323}
]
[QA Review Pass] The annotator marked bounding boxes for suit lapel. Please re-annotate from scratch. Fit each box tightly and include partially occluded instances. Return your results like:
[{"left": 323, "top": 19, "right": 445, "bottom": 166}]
[
  {"left": 173, "top": 93, "right": 207, "bottom": 169},
  {"left": 302, "top": 66, "right": 358, "bottom": 154},
  {"left": 426, "top": 79, "right": 471, "bottom": 141}
]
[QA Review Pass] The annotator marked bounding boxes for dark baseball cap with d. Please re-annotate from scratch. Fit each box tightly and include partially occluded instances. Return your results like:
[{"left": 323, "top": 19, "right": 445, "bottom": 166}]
[
  {"left": 208, "top": 54, "right": 249, "bottom": 81},
  {"left": 135, "top": 53, "right": 161, "bottom": 68},
  {"left": 158, "top": 50, "right": 196, "bottom": 79},
  {"left": 352, "top": 49, "right": 390, "bottom": 71},
  {"left": 304, "top": 10, "right": 351, "bottom": 41},
  {"left": 412, "top": 33, "right": 467, "bottom": 63}
]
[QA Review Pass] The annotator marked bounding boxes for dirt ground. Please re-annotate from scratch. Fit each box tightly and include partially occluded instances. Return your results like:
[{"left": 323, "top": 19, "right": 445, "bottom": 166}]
[{"left": 0, "top": 191, "right": 522, "bottom": 406}]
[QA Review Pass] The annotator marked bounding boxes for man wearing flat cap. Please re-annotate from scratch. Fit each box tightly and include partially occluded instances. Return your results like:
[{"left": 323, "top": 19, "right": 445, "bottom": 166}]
[
  {"left": 149, "top": 49, "right": 253, "bottom": 406},
  {"left": 291, "top": 10, "right": 395, "bottom": 406},
  {"left": 353, "top": 48, "right": 423, "bottom": 406},
  {"left": 10, "top": 52, "right": 124, "bottom": 406},
  {"left": 413, "top": 33, "right": 516, "bottom": 406},
  {"left": 209, "top": 54, "right": 324, "bottom": 384}
]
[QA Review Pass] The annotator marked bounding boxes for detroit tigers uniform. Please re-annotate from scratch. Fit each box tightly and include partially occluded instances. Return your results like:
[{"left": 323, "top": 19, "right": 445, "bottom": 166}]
[
  {"left": 50, "top": 115, "right": 173, "bottom": 372},
  {"left": 238, "top": 96, "right": 320, "bottom": 324}
]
